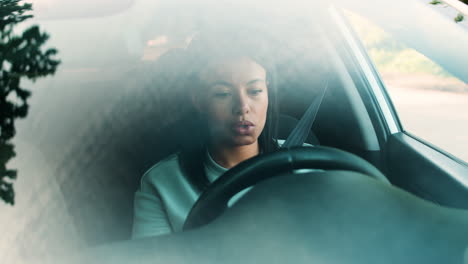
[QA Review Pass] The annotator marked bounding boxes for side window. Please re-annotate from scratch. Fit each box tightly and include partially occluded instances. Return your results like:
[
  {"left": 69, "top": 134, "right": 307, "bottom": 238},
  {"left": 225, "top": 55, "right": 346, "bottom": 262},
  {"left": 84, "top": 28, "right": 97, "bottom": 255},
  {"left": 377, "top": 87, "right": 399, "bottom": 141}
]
[{"left": 344, "top": 9, "right": 468, "bottom": 163}]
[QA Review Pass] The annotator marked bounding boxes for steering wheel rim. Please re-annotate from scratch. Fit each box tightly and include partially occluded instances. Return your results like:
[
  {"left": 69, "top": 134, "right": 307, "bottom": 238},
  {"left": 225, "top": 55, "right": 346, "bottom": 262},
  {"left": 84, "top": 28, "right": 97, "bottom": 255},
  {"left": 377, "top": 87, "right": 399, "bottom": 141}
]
[{"left": 183, "top": 146, "right": 389, "bottom": 231}]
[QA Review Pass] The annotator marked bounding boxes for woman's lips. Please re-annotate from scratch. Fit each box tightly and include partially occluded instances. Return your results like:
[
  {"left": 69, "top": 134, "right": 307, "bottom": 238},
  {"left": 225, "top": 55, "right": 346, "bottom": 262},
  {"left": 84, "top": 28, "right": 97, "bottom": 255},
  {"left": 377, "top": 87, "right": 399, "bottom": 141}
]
[{"left": 232, "top": 121, "right": 255, "bottom": 135}]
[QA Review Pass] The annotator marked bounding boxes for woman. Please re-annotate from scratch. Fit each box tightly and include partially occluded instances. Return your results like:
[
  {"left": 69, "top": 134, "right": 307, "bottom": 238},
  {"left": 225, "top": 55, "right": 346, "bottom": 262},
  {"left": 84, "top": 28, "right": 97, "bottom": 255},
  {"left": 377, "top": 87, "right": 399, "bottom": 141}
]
[{"left": 132, "top": 32, "right": 279, "bottom": 239}]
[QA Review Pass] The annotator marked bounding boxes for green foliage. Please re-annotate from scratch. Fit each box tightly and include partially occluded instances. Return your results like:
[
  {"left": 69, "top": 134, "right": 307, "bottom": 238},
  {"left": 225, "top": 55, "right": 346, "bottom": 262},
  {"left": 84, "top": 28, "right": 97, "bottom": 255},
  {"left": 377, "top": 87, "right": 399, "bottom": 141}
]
[
  {"left": 345, "top": 9, "right": 454, "bottom": 78},
  {"left": 429, "top": 0, "right": 442, "bottom": 5},
  {"left": 454, "top": 13, "right": 464, "bottom": 23},
  {"left": 369, "top": 49, "right": 451, "bottom": 77},
  {"left": 0, "top": 0, "right": 60, "bottom": 205},
  {"left": 429, "top": 1, "right": 467, "bottom": 23},
  {"left": 0, "top": 0, "right": 32, "bottom": 32}
]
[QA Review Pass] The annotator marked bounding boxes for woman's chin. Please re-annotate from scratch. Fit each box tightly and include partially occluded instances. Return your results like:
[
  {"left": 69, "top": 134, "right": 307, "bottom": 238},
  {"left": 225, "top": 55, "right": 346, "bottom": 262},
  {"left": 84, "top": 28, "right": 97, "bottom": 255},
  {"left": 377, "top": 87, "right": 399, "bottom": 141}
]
[{"left": 230, "top": 135, "right": 257, "bottom": 146}]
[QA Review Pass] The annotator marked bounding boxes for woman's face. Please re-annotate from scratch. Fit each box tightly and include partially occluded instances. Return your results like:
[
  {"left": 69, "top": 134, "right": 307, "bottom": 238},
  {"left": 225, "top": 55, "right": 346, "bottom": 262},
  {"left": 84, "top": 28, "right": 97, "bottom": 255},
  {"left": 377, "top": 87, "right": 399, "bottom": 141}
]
[{"left": 195, "top": 56, "right": 269, "bottom": 148}]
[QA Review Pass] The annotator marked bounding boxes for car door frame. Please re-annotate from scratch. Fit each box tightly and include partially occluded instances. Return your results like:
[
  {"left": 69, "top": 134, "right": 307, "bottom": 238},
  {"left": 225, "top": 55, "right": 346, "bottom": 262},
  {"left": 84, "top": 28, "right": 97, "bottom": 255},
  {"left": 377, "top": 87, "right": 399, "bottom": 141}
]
[{"left": 330, "top": 5, "right": 468, "bottom": 209}]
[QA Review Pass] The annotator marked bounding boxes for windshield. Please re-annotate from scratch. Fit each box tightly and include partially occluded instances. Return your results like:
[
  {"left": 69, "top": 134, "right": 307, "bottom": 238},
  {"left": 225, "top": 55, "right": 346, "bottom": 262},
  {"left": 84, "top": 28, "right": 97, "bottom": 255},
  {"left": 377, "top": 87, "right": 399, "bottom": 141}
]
[{"left": 1, "top": 0, "right": 467, "bottom": 262}]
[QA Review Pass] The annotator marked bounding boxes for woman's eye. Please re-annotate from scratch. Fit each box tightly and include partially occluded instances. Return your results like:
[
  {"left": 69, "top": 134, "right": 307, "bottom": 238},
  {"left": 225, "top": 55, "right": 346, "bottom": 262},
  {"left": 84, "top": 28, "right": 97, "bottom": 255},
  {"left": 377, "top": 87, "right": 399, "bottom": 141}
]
[
  {"left": 248, "top": 89, "right": 263, "bottom": 96},
  {"left": 213, "top": 91, "right": 231, "bottom": 98}
]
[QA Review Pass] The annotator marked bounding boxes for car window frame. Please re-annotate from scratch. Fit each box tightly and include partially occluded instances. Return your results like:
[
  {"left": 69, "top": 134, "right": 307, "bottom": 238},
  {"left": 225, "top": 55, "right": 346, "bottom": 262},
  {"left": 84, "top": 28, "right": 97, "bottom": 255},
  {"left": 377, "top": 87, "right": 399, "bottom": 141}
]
[{"left": 333, "top": 5, "right": 468, "bottom": 167}]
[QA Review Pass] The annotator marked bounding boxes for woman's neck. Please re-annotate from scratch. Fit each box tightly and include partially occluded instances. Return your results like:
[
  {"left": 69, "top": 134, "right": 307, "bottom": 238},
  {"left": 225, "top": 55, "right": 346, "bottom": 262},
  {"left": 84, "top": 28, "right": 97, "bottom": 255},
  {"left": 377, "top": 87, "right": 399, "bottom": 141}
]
[{"left": 208, "top": 142, "right": 260, "bottom": 169}]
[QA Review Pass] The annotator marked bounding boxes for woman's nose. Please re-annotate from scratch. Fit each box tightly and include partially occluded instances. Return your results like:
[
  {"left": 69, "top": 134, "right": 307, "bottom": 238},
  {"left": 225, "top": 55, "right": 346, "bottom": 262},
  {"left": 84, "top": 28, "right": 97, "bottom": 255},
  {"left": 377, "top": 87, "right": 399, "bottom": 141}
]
[{"left": 232, "top": 93, "right": 250, "bottom": 115}]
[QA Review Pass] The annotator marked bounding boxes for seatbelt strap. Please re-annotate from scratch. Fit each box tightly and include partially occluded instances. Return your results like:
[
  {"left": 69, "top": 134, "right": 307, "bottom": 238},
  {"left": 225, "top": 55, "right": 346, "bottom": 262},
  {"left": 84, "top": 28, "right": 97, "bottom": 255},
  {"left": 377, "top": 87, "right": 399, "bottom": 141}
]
[{"left": 281, "top": 76, "right": 330, "bottom": 148}]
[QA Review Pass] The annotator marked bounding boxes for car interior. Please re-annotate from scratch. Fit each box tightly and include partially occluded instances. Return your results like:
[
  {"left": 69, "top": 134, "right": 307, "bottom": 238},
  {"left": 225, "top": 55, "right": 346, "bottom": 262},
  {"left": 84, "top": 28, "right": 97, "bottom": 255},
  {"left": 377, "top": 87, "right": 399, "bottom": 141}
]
[
  {"left": 4, "top": 1, "right": 468, "bottom": 262},
  {"left": 44, "top": 22, "right": 382, "bottom": 246},
  {"left": 26, "top": 13, "right": 467, "bottom": 249}
]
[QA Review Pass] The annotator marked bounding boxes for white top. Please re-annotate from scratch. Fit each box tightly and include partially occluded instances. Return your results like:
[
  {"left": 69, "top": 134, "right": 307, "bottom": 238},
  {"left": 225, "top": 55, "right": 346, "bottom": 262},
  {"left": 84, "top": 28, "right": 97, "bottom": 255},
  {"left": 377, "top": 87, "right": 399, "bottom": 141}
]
[
  {"left": 132, "top": 150, "right": 230, "bottom": 239},
  {"left": 132, "top": 140, "right": 312, "bottom": 239}
]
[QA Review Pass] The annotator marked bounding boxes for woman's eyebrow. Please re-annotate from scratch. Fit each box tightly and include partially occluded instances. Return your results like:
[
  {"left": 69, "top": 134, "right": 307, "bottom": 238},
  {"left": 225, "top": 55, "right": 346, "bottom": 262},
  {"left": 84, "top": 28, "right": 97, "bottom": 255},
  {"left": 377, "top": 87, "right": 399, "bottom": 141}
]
[
  {"left": 246, "top": 79, "right": 266, "bottom": 85},
  {"left": 209, "top": 81, "right": 233, "bottom": 88}
]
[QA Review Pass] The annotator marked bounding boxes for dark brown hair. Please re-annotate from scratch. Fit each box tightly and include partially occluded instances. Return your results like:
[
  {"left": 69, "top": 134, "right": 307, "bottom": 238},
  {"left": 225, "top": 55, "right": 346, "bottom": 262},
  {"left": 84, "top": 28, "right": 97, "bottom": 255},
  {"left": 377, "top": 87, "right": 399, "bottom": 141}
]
[{"left": 178, "top": 29, "right": 280, "bottom": 190}]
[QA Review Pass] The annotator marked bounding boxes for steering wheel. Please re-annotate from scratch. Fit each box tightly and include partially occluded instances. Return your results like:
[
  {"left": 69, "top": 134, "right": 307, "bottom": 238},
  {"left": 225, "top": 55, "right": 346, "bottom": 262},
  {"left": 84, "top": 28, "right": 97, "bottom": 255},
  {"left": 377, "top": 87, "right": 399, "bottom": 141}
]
[{"left": 183, "top": 146, "right": 389, "bottom": 230}]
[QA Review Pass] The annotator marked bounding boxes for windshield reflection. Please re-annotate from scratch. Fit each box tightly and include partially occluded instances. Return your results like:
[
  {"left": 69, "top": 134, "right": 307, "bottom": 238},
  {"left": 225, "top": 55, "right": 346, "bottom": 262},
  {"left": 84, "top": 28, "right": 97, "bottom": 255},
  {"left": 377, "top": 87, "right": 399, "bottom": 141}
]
[
  {"left": 0, "top": 0, "right": 60, "bottom": 205},
  {"left": 1, "top": 0, "right": 468, "bottom": 263}
]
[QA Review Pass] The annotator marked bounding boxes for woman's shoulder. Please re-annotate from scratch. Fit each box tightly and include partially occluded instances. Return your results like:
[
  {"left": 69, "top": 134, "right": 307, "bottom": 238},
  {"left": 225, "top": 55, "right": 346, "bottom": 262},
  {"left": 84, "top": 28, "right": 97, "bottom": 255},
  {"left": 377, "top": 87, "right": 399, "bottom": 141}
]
[
  {"left": 139, "top": 153, "right": 183, "bottom": 190},
  {"left": 145, "top": 153, "right": 181, "bottom": 172}
]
